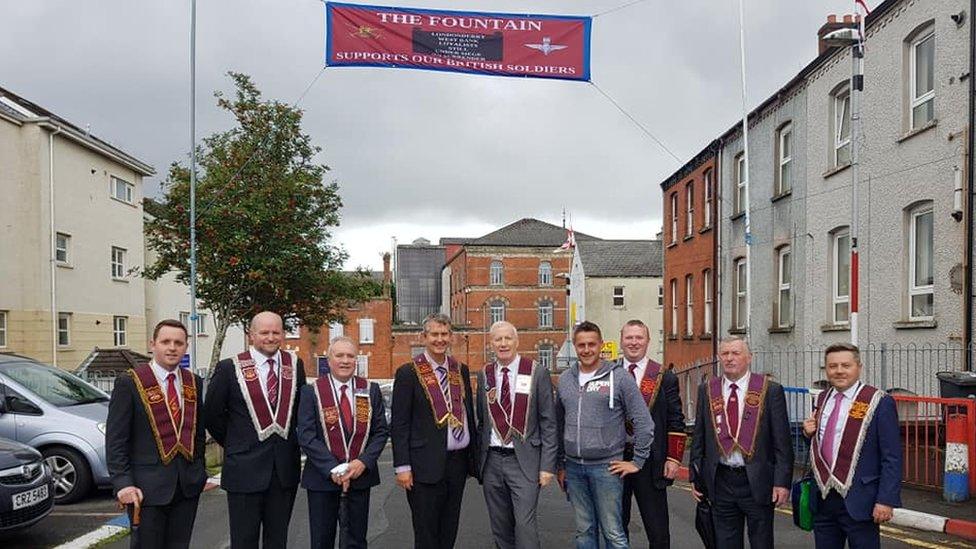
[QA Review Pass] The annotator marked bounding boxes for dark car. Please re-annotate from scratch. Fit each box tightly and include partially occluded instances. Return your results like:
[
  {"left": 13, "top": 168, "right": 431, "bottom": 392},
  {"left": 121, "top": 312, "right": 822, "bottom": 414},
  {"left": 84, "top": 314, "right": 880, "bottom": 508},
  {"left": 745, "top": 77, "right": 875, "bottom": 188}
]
[{"left": 0, "top": 437, "right": 55, "bottom": 531}]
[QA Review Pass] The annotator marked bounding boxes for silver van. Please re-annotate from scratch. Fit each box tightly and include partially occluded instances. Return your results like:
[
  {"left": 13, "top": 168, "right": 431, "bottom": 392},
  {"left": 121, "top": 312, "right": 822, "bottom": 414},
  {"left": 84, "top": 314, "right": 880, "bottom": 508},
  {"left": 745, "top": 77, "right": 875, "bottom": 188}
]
[{"left": 0, "top": 354, "right": 110, "bottom": 503}]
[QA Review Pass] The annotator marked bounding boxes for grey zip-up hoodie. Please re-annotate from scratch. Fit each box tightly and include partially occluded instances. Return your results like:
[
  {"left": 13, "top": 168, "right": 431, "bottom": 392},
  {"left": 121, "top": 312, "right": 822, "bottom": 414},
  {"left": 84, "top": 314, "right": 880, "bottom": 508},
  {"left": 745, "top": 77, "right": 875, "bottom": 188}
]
[{"left": 556, "top": 360, "right": 655, "bottom": 469}]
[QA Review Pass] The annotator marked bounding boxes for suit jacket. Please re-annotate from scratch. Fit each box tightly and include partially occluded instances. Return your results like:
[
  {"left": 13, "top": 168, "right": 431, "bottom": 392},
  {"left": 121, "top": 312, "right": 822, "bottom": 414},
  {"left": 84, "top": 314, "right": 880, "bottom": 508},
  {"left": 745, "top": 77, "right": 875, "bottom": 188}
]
[
  {"left": 816, "top": 391, "right": 902, "bottom": 521},
  {"left": 475, "top": 360, "right": 558, "bottom": 482},
  {"left": 298, "top": 382, "right": 389, "bottom": 492},
  {"left": 390, "top": 360, "right": 479, "bottom": 484},
  {"left": 204, "top": 356, "right": 306, "bottom": 493},
  {"left": 636, "top": 367, "right": 686, "bottom": 489},
  {"left": 690, "top": 375, "right": 793, "bottom": 505},
  {"left": 106, "top": 371, "right": 207, "bottom": 507}
]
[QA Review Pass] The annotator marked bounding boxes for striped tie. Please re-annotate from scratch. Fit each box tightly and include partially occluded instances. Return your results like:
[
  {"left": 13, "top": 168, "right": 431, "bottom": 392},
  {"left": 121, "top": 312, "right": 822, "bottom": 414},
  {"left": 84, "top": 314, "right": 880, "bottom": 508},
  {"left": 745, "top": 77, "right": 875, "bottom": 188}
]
[
  {"left": 166, "top": 373, "right": 182, "bottom": 429},
  {"left": 266, "top": 358, "right": 279, "bottom": 413},
  {"left": 437, "top": 366, "right": 464, "bottom": 440}
]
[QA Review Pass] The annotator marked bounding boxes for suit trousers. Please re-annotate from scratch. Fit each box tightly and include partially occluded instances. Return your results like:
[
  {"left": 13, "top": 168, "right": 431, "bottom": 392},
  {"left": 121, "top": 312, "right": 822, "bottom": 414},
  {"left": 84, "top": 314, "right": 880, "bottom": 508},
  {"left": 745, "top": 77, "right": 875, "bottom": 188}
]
[
  {"left": 813, "top": 490, "right": 881, "bottom": 549},
  {"left": 307, "top": 488, "right": 371, "bottom": 549},
  {"left": 226, "top": 469, "right": 298, "bottom": 549},
  {"left": 128, "top": 489, "right": 199, "bottom": 549},
  {"left": 406, "top": 450, "right": 468, "bottom": 549},
  {"left": 482, "top": 449, "right": 541, "bottom": 549},
  {"left": 622, "top": 469, "right": 670, "bottom": 549},
  {"left": 712, "top": 465, "right": 774, "bottom": 549}
]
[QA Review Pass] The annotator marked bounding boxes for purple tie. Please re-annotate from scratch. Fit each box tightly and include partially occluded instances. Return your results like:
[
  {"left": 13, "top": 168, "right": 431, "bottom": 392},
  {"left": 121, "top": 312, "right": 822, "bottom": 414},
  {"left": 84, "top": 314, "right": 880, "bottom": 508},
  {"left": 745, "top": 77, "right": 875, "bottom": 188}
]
[
  {"left": 821, "top": 392, "right": 846, "bottom": 468},
  {"left": 500, "top": 367, "right": 512, "bottom": 419},
  {"left": 437, "top": 366, "right": 464, "bottom": 440},
  {"left": 629, "top": 364, "right": 638, "bottom": 379}
]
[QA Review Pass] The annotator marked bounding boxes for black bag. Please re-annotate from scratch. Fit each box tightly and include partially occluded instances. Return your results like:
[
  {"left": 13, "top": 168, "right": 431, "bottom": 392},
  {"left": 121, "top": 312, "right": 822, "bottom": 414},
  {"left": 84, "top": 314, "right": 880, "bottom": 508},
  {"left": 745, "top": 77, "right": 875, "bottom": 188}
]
[{"left": 692, "top": 464, "right": 717, "bottom": 549}]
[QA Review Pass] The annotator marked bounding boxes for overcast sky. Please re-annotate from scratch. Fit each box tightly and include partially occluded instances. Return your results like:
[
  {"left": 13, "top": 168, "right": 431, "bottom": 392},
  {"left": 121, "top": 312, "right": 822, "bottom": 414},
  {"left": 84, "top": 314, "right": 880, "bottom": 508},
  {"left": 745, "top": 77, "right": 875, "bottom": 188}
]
[{"left": 3, "top": 0, "right": 855, "bottom": 270}]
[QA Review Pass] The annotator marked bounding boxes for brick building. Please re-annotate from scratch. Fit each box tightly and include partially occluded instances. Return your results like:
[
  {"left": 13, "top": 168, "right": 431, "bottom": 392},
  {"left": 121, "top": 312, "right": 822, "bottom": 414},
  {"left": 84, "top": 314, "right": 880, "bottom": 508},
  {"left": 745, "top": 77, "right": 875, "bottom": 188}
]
[{"left": 660, "top": 143, "right": 719, "bottom": 371}]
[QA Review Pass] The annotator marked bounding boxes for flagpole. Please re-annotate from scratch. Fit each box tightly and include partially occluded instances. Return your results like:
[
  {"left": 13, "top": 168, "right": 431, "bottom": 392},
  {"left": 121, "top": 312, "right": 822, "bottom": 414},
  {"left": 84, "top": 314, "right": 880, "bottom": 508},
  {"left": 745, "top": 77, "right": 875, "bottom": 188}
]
[
  {"left": 189, "top": 0, "right": 199, "bottom": 374},
  {"left": 850, "top": 6, "right": 866, "bottom": 347},
  {"left": 736, "top": 0, "right": 752, "bottom": 338}
]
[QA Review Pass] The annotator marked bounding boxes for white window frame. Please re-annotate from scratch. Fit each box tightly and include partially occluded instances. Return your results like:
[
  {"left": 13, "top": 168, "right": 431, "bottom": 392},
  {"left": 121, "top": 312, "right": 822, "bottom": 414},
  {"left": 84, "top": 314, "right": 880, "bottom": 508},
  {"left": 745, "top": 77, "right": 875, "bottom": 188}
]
[
  {"left": 538, "top": 300, "right": 553, "bottom": 328},
  {"left": 329, "top": 322, "right": 344, "bottom": 341},
  {"left": 284, "top": 322, "right": 300, "bottom": 339},
  {"left": 490, "top": 300, "right": 506, "bottom": 324},
  {"left": 0, "top": 311, "right": 7, "bottom": 348},
  {"left": 685, "top": 183, "right": 695, "bottom": 237},
  {"left": 777, "top": 123, "right": 793, "bottom": 195},
  {"left": 113, "top": 316, "right": 127, "bottom": 347},
  {"left": 359, "top": 318, "right": 375, "bottom": 344},
  {"left": 657, "top": 284, "right": 664, "bottom": 309},
  {"left": 356, "top": 354, "right": 369, "bottom": 377},
  {"left": 489, "top": 260, "right": 504, "bottom": 285},
  {"left": 832, "top": 230, "right": 851, "bottom": 325},
  {"left": 910, "top": 31, "right": 935, "bottom": 130},
  {"left": 777, "top": 247, "right": 792, "bottom": 328},
  {"left": 179, "top": 312, "right": 208, "bottom": 335},
  {"left": 703, "top": 169, "right": 713, "bottom": 227},
  {"left": 56, "top": 232, "right": 70, "bottom": 265},
  {"left": 685, "top": 274, "right": 694, "bottom": 336},
  {"left": 734, "top": 259, "right": 747, "bottom": 330},
  {"left": 735, "top": 154, "right": 747, "bottom": 214},
  {"left": 538, "top": 261, "right": 553, "bottom": 286},
  {"left": 909, "top": 207, "right": 934, "bottom": 320},
  {"left": 834, "top": 89, "right": 851, "bottom": 167},
  {"left": 612, "top": 286, "right": 625, "bottom": 308},
  {"left": 703, "top": 270, "right": 713, "bottom": 335},
  {"left": 670, "top": 279, "right": 678, "bottom": 336},
  {"left": 111, "top": 246, "right": 127, "bottom": 280},
  {"left": 58, "top": 312, "right": 71, "bottom": 347},
  {"left": 538, "top": 345, "right": 553, "bottom": 370},
  {"left": 670, "top": 192, "right": 678, "bottom": 244},
  {"left": 110, "top": 175, "right": 134, "bottom": 204}
]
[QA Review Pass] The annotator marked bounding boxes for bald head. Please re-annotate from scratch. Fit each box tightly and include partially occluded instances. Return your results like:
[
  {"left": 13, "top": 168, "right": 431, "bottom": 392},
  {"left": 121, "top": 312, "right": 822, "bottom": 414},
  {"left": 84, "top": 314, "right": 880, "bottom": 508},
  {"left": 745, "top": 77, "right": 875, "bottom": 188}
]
[{"left": 250, "top": 311, "right": 284, "bottom": 357}]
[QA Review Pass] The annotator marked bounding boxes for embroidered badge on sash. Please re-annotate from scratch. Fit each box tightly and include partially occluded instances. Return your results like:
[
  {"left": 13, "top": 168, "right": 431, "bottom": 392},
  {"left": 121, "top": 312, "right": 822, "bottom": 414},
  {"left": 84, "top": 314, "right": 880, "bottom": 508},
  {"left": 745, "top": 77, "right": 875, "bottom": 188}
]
[
  {"left": 231, "top": 350, "right": 298, "bottom": 441},
  {"left": 131, "top": 365, "right": 196, "bottom": 465},
  {"left": 313, "top": 375, "right": 371, "bottom": 462},
  {"left": 484, "top": 357, "right": 534, "bottom": 443},
  {"left": 811, "top": 385, "right": 883, "bottom": 498},
  {"left": 413, "top": 354, "right": 466, "bottom": 430},
  {"left": 708, "top": 373, "right": 768, "bottom": 459}
]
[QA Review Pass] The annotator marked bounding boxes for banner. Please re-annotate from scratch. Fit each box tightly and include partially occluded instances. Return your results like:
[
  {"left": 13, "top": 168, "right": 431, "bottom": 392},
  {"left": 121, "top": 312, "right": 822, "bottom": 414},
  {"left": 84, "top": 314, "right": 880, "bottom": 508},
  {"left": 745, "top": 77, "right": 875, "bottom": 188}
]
[{"left": 325, "top": 2, "right": 591, "bottom": 81}]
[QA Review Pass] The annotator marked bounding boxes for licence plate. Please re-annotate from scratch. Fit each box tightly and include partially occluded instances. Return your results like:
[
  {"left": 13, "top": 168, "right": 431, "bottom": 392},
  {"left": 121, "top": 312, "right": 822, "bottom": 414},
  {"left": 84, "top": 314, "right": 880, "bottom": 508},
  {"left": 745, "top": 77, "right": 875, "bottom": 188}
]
[{"left": 12, "top": 484, "right": 48, "bottom": 510}]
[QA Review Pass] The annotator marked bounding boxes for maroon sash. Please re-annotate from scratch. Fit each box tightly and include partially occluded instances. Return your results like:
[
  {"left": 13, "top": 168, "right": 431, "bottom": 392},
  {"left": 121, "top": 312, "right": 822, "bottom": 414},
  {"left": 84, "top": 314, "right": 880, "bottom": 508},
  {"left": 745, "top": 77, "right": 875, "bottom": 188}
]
[
  {"left": 313, "top": 376, "right": 371, "bottom": 462},
  {"left": 638, "top": 360, "right": 665, "bottom": 409},
  {"left": 708, "top": 373, "right": 767, "bottom": 459},
  {"left": 484, "top": 356, "right": 534, "bottom": 443},
  {"left": 811, "top": 384, "right": 883, "bottom": 497},
  {"left": 231, "top": 350, "right": 297, "bottom": 441},
  {"left": 413, "top": 354, "right": 465, "bottom": 430},
  {"left": 131, "top": 365, "right": 196, "bottom": 464}
]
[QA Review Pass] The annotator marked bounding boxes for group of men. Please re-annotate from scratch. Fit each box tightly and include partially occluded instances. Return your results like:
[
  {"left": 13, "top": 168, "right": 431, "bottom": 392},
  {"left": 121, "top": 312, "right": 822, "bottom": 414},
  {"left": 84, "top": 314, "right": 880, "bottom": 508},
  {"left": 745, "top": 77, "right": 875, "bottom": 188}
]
[{"left": 107, "top": 310, "right": 901, "bottom": 548}]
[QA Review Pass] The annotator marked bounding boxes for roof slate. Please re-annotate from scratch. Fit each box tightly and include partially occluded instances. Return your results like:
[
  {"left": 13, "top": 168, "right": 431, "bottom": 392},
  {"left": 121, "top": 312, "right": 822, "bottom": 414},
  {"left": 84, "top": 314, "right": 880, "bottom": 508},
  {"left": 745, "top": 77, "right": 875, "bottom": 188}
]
[
  {"left": 469, "top": 218, "right": 598, "bottom": 247},
  {"left": 577, "top": 239, "right": 662, "bottom": 277}
]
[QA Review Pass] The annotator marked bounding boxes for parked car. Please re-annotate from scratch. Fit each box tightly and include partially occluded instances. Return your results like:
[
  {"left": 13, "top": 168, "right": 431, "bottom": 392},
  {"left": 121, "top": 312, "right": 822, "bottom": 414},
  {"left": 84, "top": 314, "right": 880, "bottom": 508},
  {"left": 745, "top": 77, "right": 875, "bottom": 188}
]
[
  {"left": 0, "top": 354, "right": 110, "bottom": 503},
  {"left": 0, "top": 436, "right": 55, "bottom": 531}
]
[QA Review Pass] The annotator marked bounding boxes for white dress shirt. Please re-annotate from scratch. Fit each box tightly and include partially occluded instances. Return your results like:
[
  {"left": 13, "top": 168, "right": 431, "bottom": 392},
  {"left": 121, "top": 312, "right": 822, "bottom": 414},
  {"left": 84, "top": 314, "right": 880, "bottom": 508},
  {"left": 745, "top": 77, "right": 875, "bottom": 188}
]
[
  {"left": 720, "top": 371, "right": 751, "bottom": 467},
  {"left": 150, "top": 360, "right": 182, "bottom": 407},
  {"left": 249, "top": 347, "right": 282, "bottom": 406},
  {"left": 817, "top": 381, "right": 863, "bottom": 466},
  {"left": 489, "top": 355, "right": 520, "bottom": 449},
  {"left": 624, "top": 357, "right": 648, "bottom": 382}
]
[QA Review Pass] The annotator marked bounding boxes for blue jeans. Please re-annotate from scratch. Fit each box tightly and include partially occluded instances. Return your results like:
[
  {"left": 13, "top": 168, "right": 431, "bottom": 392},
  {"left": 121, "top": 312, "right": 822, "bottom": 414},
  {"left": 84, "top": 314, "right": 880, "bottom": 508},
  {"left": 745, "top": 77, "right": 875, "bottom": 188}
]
[{"left": 564, "top": 461, "right": 628, "bottom": 549}]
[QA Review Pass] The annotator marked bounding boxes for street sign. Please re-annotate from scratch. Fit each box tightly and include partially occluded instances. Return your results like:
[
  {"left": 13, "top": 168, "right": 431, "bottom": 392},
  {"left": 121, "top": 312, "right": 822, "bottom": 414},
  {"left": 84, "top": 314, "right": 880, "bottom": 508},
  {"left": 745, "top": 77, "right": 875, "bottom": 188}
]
[{"left": 179, "top": 354, "right": 191, "bottom": 369}]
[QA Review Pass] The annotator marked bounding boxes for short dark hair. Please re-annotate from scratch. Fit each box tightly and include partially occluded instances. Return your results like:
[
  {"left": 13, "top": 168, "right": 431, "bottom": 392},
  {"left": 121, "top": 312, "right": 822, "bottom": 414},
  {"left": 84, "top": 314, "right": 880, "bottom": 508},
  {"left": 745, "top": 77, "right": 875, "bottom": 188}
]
[
  {"left": 620, "top": 319, "right": 649, "bottom": 338},
  {"left": 573, "top": 321, "right": 602, "bottom": 341},
  {"left": 153, "top": 319, "right": 188, "bottom": 341},
  {"left": 824, "top": 342, "right": 860, "bottom": 364}
]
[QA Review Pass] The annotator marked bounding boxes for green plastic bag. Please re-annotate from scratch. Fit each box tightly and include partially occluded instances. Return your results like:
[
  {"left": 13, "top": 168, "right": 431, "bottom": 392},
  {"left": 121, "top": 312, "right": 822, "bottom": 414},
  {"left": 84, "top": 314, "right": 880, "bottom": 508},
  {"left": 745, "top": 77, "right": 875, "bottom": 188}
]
[{"left": 791, "top": 476, "right": 816, "bottom": 531}]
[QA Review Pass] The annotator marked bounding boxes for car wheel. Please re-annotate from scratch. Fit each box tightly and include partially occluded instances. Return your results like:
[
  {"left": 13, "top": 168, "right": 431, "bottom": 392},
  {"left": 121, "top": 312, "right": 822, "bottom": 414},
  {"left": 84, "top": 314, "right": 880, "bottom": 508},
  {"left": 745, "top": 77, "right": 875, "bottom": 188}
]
[{"left": 42, "top": 446, "right": 92, "bottom": 504}]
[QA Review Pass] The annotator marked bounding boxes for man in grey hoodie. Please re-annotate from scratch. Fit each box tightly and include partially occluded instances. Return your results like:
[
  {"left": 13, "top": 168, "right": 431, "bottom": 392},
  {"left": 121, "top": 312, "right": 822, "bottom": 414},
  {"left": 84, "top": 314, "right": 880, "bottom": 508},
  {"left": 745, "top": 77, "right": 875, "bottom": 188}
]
[{"left": 555, "top": 321, "right": 655, "bottom": 549}]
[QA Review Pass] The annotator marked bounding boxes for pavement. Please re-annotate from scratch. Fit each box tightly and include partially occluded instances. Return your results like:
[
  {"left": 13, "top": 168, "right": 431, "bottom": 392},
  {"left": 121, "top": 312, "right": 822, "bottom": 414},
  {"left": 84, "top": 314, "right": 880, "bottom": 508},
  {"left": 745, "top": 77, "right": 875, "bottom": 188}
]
[{"left": 0, "top": 488, "right": 120, "bottom": 549}]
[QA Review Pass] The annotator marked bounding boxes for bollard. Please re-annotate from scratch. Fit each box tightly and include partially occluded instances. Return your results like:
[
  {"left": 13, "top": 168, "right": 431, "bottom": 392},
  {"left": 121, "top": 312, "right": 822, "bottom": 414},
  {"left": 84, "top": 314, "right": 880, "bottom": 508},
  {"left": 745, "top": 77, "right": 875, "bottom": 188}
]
[{"left": 944, "top": 412, "right": 971, "bottom": 502}]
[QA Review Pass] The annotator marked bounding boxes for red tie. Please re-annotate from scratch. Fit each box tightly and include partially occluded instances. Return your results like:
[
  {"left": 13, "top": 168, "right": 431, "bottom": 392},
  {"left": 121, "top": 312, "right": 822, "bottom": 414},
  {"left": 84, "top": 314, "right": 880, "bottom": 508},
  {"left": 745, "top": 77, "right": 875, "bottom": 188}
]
[
  {"left": 500, "top": 367, "right": 512, "bottom": 418},
  {"left": 339, "top": 385, "right": 353, "bottom": 433},
  {"left": 166, "top": 373, "right": 182, "bottom": 429},
  {"left": 727, "top": 383, "right": 740, "bottom": 438},
  {"left": 629, "top": 363, "right": 638, "bottom": 380},
  {"left": 266, "top": 358, "right": 279, "bottom": 412}
]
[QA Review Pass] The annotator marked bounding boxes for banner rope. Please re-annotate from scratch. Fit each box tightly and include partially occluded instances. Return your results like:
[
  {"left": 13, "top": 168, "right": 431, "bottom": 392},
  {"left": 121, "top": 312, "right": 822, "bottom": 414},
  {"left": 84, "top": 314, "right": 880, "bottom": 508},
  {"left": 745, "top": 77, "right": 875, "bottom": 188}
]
[
  {"left": 593, "top": 0, "right": 650, "bottom": 18},
  {"left": 588, "top": 81, "right": 683, "bottom": 164}
]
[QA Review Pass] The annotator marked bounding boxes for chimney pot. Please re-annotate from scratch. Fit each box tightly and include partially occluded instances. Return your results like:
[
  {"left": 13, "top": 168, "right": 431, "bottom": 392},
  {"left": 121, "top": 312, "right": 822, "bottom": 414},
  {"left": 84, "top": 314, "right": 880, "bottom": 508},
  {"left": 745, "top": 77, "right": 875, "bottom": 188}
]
[
  {"left": 828, "top": 14, "right": 837, "bottom": 23},
  {"left": 843, "top": 14, "right": 853, "bottom": 23}
]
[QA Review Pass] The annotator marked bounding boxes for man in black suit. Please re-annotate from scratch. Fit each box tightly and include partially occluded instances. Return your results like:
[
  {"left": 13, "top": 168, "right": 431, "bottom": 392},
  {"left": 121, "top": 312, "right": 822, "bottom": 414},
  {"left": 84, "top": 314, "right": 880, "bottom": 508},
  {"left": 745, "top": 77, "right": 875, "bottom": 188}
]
[
  {"left": 298, "top": 336, "right": 389, "bottom": 549},
  {"left": 204, "top": 311, "right": 306, "bottom": 549},
  {"left": 391, "top": 313, "right": 478, "bottom": 549},
  {"left": 618, "top": 320, "right": 686, "bottom": 548},
  {"left": 107, "top": 319, "right": 207, "bottom": 549},
  {"left": 691, "top": 336, "right": 793, "bottom": 549}
]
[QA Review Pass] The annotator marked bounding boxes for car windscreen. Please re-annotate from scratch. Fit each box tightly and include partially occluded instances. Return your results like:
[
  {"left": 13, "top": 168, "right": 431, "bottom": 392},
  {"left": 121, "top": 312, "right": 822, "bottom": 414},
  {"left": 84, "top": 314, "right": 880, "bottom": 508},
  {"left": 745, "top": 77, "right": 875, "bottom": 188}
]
[{"left": 3, "top": 362, "right": 108, "bottom": 407}]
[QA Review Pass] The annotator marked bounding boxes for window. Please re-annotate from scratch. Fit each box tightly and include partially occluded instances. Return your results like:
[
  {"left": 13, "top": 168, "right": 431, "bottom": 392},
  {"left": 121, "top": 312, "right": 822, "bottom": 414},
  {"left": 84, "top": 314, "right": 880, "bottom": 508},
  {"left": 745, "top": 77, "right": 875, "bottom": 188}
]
[
  {"left": 670, "top": 279, "right": 678, "bottom": 336},
  {"left": 538, "top": 345, "right": 553, "bottom": 371},
  {"left": 489, "top": 300, "right": 506, "bottom": 324},
  {"left": 284, "top": 322, "right": 300, "bottom": 339},
  {"left": 833, "top": 88, "right": 851, "bottom": 166},
  {"left": 777, "top": 247, "right": 792, "bottom": 328},
  {"left": 657, "top": 329, "right": 664, "bottom": 352},
  {"left": 685, "top": 274, "right": 694, "bottom": 336},
  {"left": 734, "top": 258, "right": 748, "bottom": 330},
  {"left": 329, "top": 322, "right": 344, "bottom": 341},
  {"left": 657, "top": 284, "right": 664, "bottom": 308},
  {"left": 358, "top": 318, "right": 375, "bottom": 343},
  {"left": 734, "top": 153, "right": 747, "bottom": 214},
  {"left": 703, "top": 169, "right": 713, "bottom": 227},
  {"left": 612, "top": 286, "right": 625, "bottom": 307},
  {"left": 113, "top": 316, "right": 127, "bottom": 347},
  {"left": 56, "top": 233, "right": 70, "bottom": 264},
  {"left": 538, "top": 261, "right": 552, "bottom": 286},
  {"left": 777, "top": 123, "right": 793, "bottom": 195},
  {"left": 356, "top": 354, "right": 369, "bottom": 377},
  {"left": 0, "top": 311, "right": 6, "bottom": 347},
  {"left": 685, "top": 183, "right": 695, "bottom": 237},
  {"left": 111, "top": 175, "right": 134, "bottom": 204},
  {"left": 111, "top": 246, "right": 127, "bottom": 279},
  {"left": 670, "top": 193, "right": 678, "bottom": 243},
  {"left": 489, "top": 260, "right": 503, "bottom": 285},
  {"left": 58, "top": 313, "right": 71, "bottom": 346},
  {"left": 909, "top": 206, "right": 934, "bottom": 319},
  {"left": 911, "top": 31, "right": 935, "bottom": 129},
  {"left": 832, "top": 229, "right": 851, "bottom": 324},
  {"left": 703, "top": 269, "right": 713, "bottom": 335},
  {"left": 538, "top": 300, "right": 553, "bottom": 328},
  {"left": 179, "top": 312, "right": 208, "bottom": 335},
  {"left": 410, "top": 345, "right": 425, "bottom": 358}
]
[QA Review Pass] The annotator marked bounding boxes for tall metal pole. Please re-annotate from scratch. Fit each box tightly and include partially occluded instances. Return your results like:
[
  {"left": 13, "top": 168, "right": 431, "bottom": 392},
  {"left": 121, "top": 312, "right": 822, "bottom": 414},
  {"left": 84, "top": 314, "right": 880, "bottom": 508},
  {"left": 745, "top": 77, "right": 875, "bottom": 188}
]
[
  {"left": 850, "top": 28, "right": 864, "bottom": 346},
  {"left": 737, "top": 0, "right": 752, "bottom": 338},
  {"left": 189, "top": 0, "right": 199, "bottom": 373}
]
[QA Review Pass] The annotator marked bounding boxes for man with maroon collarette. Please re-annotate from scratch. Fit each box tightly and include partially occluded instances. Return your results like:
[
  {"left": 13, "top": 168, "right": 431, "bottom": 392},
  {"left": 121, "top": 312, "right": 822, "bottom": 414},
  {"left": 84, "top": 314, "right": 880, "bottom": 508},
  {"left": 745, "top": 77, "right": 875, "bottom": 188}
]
[
  {"left": 802, "top": 343, "right": 901, "bottom": 548},
  {"left": 690, "top": 337, "right": 793, "bottom": 549},
  {"left": 618, "top": 319, "right": 686, "bottom": 548},
  {"left": 106, "top": 319, "right": 206, "bottom": 549},
  {"left": 391, "top": 313, "right": 479, "bottom": 549},
  {"left": 475, "top": 321, "right": 558, "bottom": 549},
  {"left": 298, "top": 336, "right": 389, "bottom": 549},
  {"left": 204, "top": 311, "right": 306, "bottom": 549}
]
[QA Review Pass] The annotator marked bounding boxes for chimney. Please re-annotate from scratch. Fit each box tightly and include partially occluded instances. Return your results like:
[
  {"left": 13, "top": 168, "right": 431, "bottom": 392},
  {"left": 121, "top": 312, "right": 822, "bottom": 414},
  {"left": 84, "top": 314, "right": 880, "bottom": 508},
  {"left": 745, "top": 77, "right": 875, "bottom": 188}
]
[
  {"left": 382, "top": 252, "right": 392, "bottom": 298},
  {"left": 817, "top": 14, "right": 860, "bottom": 55}
]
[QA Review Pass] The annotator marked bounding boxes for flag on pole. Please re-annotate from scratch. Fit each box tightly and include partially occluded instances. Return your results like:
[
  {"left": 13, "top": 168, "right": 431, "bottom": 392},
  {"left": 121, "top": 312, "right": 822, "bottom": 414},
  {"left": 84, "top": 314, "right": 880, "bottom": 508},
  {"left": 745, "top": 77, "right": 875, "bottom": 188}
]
[
  {"left": 555, "top": 227, "right": 575, "bottom": 252},
  {"left": 854, "top": 0, "right": 871, "bottom": 15}
]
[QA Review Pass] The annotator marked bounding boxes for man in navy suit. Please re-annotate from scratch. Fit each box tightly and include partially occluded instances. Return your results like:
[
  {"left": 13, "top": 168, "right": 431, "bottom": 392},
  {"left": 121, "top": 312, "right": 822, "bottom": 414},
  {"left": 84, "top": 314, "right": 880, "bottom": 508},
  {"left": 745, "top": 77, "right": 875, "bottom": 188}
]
[
  {"left": 297, "top": 336, "right": 389, "bottom": 549},
  {"left": 803, "top": 343, "right": 901, "bottom": 548}
]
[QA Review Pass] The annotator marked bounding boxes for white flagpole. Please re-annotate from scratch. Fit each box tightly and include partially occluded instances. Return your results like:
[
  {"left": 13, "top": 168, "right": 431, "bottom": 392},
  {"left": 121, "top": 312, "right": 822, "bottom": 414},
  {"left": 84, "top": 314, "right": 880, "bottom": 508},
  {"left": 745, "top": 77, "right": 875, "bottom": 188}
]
[{"left": 737, "top": 0, "right": 752, "bottom": 338}]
